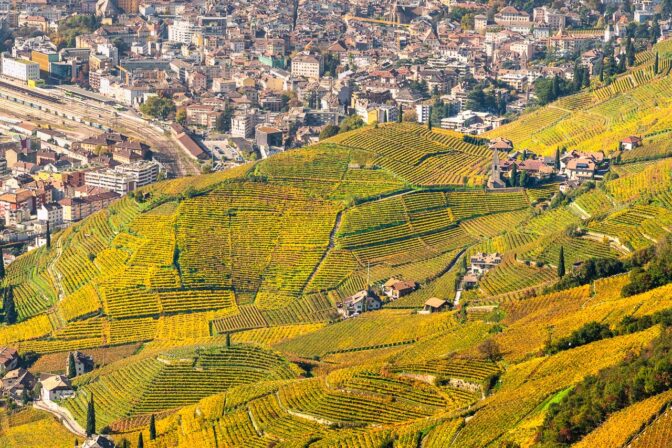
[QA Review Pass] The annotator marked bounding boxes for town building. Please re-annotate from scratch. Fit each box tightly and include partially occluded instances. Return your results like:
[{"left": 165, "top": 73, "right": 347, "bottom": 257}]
[
  {"left": 39, "top": 374, "right": 75, "bottom": 402},
  {"left": 291, "top": 54, "right": 323, "bottom": 80},
  {"left": 1, "top": 55, "right": 40, "bottom": 81}
]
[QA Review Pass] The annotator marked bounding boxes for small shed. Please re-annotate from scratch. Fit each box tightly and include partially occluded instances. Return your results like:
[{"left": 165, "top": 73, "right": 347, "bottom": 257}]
[{"left": 420, "top": 297, "right": 449, "bottom": 314}]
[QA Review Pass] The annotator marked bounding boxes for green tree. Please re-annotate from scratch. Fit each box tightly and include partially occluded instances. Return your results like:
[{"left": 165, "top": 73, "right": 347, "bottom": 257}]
[
  {"left": 654, "top": 51, "right": 660, "bottom": 74},
  {"left": 319, "top": 124, "right": 340, "bottom": 140},
  {"left": 461, "top": 13, "right": 475, "bottom": 30},
  {"left": 338, "top": 115, "right": 364, "bottom": 133},
  {"left": 557, "top": 246, "right": 566, "bottom": 278},
  {"left": 46, "top": 221, "right": 51, "bottom": 249},
  {"left": 86, "top": 393, "right": 96, "bottom": 436},
  {"left": 226, "top": 333, "right": 231, "bottom": 347},
  {"left": 216, "top": 108, "right": 234, "bottom": 133},
  {"left": 554, "top": 148, "right": 561, "bottom": 169},
  {"left": 397, "top": 104, "right": 403, "bottom": 123},
  {"left": 509, "top": 163, "right": 518, "bottom": 187},
  {"left": 0, "top": 248, "right": 5, "bottom": 280},
  {"left": 67, "top": 352, "right": 76, "bottom": 379},
  {"left": 626, "top": 36, "right": 635, "bottom": 66},
  {"left": 3, "top": 287, "right": 16, "bottom": 324},
  {"left": 149, "top": 414, "right": 156, "bottom": 440},
  {"left": 518, "top": 170, "right": 528, "bottom": 188},
  {"left": 662, "top": 0, "right": 672, "bottom": 19},
  {"left": 175, "top": 109, "right": 187, "bottom": 125},
  {"left": 138, "top": 432, "right": 144, "bottom": 448},
  {"left": 139, "top": 96, "right": 176, "bottom": 120}
]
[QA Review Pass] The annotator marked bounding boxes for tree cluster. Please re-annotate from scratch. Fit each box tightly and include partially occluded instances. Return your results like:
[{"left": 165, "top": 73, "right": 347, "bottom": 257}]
[
  {"left": 338, "top": 115, "right": 364, "bottom": 133},
  {"left": 466, "top": 86, "right": 507, "bottom": 115},
  {"left": 544, "top": 321, "right": 613, "bottom": 355},
  {"left": 540, "top": 330, "right": 672, "bottom": 445},
  {"left": 50, "top": 15, "right": 100, "bottom": 49},
  {"left": 535, "top": 71, "right": 588, "bottom": 106},
  {"left": 550, "top": 257, "right": 625, "bottom": 291},
  {"left": 621, "top": 236, "right": 672, "bottom": 297},
  {"left": 139, "top": 97, "right": 176, "bottom": 120}
]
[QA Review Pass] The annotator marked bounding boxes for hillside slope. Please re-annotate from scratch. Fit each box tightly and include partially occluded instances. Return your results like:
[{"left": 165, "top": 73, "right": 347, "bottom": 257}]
[
  {"left": 485, "top": 39, "right": 672, "bottom": 155},
  {"left": 5, "top": 123, "right": 672, "bottom": 446}
]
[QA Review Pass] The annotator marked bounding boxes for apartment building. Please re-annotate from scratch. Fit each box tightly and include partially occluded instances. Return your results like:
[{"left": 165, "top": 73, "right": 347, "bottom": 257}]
[{"left": 2, "top": 55, "right": 40, "bottom": 81}]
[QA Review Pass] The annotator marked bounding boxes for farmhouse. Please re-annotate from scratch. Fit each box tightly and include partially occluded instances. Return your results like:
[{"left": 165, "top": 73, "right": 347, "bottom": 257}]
[
  {"left": 0, "top": 347, "right": 19, "bottom": 374},
  {"left": 337, "top": 290, "right": 382, "bottom": 318},
  {"left": 620, "top": 135, "right": 642, "bottom": 151},
  {"left": 2, "top": 368, "right": 35, "bottom": 400},
  {"left": 67, "top": 351, "right": 94, "bottom": 377},
  {"left": 39, "top": 374, "right": 75, "bottom": 402},
  {"left": 382, "top": 279, "right": 417, "bottom": 300},
  {"left": 565, "top": 157, "right": 596, "bottom": 181},
  {"left": 470, "top": 252, "right": 502, "bottom": 274}
]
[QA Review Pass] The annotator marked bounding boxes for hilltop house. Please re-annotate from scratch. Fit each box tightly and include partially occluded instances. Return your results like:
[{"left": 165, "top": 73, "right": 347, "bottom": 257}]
[
  {"left": 0, "top": 347, "right": 19, "bottom": 374},
  {"left": 337, "top": 290, "right": 382, "bottom": 318},
  {"left": 565, "top": 157, "right": 596, "bottom": 181},
  {"left": 67, "top": 351, "right": 94, "bottom": 377},
  {"left": 2, "top": 368, "right": 35, "bottom": 400},
  {"left": 39, "top": 374, "right": 75, "bottom": 402},
  {"left": 470, "top": 252, "right": 502, "bottom": 274},
  {"left": 83, "top": 435, "right": 116, "bottom": 448},
  {"left": 382, "top": 279, "right": 417, "bottom": 300},
  {"left": 620, "top": 135, "right": 643, "bottom": 151}
]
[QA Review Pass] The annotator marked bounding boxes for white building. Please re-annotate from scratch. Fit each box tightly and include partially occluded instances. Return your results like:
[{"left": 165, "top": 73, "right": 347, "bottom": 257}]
[
  {"left": 85, "top": 160, "right": 160, "bottom": 195},
  {"left": 37, "top": 203, "right": 63, "bottom": 227},
  {"left": 115, "top": 160, "right": 160, "bottom": 187},
  {"left": 40, "top": 374, "right": 74, "bottom": 402},
  {"left": 291, "top": 54, "right": 323, "bottom": 79},
  {"left": 168, "top": 20, "right": 200, "bottom": 45},
  {"left": 416, "top": 104, "right": 431, "bottom": 124},
  {"left": 231, "top": 114, "right": 254, "bottom": 138},
  {"left": 1, "top": 55, "right": 40, "bottom": 81}
]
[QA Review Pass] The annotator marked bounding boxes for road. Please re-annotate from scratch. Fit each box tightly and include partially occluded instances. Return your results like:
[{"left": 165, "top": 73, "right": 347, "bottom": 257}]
[
  {"left": 0, "top": 80, "right": 199, "bottom": 177},
  {"left": 34, "top": 399, "right": 86, "bottom": 437}
]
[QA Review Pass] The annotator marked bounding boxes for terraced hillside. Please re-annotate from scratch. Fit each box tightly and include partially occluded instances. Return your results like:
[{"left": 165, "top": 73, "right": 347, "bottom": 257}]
[
  {"left": 6, "top": 122, "right": 672, "bottom": 446},
  {"left": 485, "top": 38, "right": 672, "bottom": 155}
]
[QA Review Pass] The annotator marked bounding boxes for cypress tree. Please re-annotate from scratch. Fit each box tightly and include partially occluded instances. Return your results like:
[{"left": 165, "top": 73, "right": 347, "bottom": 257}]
[
  {"left": 626, "top": 37, "right": 635, "bottom": 66},
  {"left": 226, "top": 333, "right": 231, "bottom": 347},
  {"left": 0, "top": 248, "right": 4, "bottom": 280},
  {"left": 46, "top": 221, "right": 51, "bottom": 249},
  {"left": 509, "top": 163, "right": 518, "bottom": 187},
  {"left": 397, "top": 105, "right": 402, "bottom": 123},
  {"left": 138, "top": 432, "right": 144, "bottom": 448},
  {"left": 554, "top": 148, "right": 561, "bottom": 169},
  {"left": 149, "top": 414, "right": 156, "bottom": 440},
  {"left": 518, "top": 170, "right": 528, "bottom": 188},
  {"left": 3, "top": 287, "right": 16, "bottom": 324},
  {"left": 427, "top": 109, "right": 432, "bottom": 131},
  {"left": 655, "top": 52, "right": 660, "bottom": 74},
  {"left": 558, "top": 246, "right": 566, "bottom": 278},
  {"left": 86, "top": 393, "right": 96, "bottom": 436},
  {"left": 68, "top": 352, "right": 76, "bottom": 379}
]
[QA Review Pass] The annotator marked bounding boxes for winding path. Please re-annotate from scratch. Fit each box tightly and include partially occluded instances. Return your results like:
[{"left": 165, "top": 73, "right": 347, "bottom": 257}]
[{"left": 34, "top": 399, "right": 86, "bottom": 437}]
